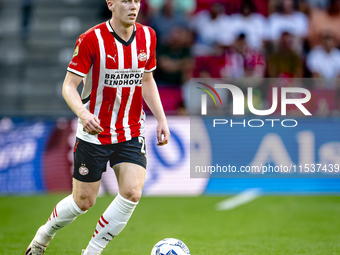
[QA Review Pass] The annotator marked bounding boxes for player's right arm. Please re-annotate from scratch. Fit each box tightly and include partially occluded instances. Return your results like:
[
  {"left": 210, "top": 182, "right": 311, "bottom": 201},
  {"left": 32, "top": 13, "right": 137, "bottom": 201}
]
[{"left": 62, "top": 71, "right": 103, "bottom": 135}]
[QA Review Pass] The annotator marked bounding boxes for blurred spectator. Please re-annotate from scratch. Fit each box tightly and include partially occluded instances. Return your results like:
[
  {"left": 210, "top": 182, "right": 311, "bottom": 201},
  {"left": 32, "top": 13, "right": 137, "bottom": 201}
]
[
  {"left": 306, "top": 32, "right": 340, "bottom": 87},
  {"left": 267, "top": 32, "right": 303, "bottom": 78},
  {"left": 267, "top": 0, "right": 308, "bottom": 53},
  {"left": 150, "top": 0, "right": 187, "bottom": 45},
  {"left": 190, "top": 2, "right": 231, "bottom": 56},
  {"left": 220, "top": 33, "right": 266, "bottom": 78},
  {"left": 229, "top": 0, "right": 267, "bottom": 49},
  {"left": 308, "top": 0, "right": 340, "bottom": 48},
  {"left": 306, "top": 30, "right": 340, "bottom": 116},
  {"left": 220, "top": 38, "right": 245, "bottom": 78},
  {"left": 196, "top": 0, "right": 269, "bottom": 16},
  {"left": 154, "top": 27, "right": 193, "bottom": 86},
  {"left": 148, "top": 0, "right": 196, "bottom": 15}
]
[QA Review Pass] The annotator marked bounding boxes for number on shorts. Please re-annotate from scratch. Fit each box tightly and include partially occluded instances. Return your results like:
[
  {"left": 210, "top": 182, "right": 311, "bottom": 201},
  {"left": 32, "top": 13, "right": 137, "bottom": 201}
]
[{"left": 138, "top": 137, "right": 146, "bottom": 154}]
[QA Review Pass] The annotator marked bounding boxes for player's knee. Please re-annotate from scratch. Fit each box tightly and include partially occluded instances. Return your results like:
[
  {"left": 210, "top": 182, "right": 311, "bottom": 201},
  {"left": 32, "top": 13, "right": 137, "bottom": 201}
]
[
  {"left": 79, "top": 199, "right": 96, "bottom": 211},
  {"left": 122, "top": 188, "right": 142, "bottom": 203},
  {"left": 75, "top": 195, "right": 96, "bottom": 211}
]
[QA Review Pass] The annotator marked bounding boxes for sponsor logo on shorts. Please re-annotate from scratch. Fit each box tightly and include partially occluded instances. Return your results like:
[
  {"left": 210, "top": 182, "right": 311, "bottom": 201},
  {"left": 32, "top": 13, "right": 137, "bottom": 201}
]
[
  {"left": 138, "top": 52, "right": 147, "bottom": 62},
  {"left": 79, "top": 165, "right": 89, "bottom": 175}
]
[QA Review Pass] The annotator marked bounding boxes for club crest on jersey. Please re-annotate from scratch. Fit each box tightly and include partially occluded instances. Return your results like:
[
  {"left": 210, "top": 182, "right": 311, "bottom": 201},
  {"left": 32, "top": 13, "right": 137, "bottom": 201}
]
[
  {"left": 138, "top": 52, "right": 147, "bottom": 62},
  {"left": 79, "top": 165, "right": 89, "bottom": 176}
]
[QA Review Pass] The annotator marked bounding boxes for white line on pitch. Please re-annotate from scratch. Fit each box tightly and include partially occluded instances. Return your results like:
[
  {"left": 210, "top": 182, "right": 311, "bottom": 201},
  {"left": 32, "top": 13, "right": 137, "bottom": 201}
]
[{"left": 215, "top": 188, "right": 261, "bottom": 211}]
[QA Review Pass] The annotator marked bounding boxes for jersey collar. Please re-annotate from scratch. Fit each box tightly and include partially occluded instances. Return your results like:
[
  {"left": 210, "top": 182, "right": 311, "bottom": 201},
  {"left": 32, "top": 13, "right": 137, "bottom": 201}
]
[{"left": 106, "top": 20, "right": 136, "bottom": 47}]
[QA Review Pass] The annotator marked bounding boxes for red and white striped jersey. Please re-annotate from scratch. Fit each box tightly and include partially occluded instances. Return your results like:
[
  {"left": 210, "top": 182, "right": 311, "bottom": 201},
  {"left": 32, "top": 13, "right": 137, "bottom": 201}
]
[{"left": 67, "top": 21, "right": 157, "bottom": 145}]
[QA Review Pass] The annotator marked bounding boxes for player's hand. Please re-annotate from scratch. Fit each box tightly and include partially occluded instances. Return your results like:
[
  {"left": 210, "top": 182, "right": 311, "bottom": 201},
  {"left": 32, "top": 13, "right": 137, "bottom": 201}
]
[
  {"left": 79, "top": 110, "right": 104, "bottom": 135},
  {"left": 157, "top": 120, "right": 170, "bottom": 146}
]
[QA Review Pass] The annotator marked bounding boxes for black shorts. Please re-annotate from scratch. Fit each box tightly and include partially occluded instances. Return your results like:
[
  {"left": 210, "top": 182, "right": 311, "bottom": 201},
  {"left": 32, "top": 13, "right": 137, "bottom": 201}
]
[{"left": 73, "top": 136, "right": 147, "bottom": 182}]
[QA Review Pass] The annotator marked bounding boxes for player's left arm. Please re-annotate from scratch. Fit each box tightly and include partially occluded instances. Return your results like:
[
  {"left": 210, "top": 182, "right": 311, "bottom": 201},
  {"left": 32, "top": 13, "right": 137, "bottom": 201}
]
[{"left": 142, "top": 72, "right": 170, "bottom": 146}]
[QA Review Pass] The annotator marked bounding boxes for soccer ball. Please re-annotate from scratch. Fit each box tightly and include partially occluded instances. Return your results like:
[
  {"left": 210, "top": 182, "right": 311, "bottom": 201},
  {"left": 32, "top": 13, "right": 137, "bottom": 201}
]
[{"left": 151, "top": 238, "right": 190, "bottom": 255}]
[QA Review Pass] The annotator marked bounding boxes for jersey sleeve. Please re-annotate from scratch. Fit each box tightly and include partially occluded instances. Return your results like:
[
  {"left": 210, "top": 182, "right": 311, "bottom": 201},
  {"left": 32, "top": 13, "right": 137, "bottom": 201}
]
[
  {"left": 145, "top": 28, "right": 157, "bottom": 73},
  {"left": 67, "top": 33, "right": 94, "bottom": 77}
]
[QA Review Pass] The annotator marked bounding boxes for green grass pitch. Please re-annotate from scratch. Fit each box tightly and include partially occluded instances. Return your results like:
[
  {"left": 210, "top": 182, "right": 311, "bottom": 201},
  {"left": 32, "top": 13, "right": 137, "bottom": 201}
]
[{"left": 1, "top": 195, "right": 340, "bottom": 254}]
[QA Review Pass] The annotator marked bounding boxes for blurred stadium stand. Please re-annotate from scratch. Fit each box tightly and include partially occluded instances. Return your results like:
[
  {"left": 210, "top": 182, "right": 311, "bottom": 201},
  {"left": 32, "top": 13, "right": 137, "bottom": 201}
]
[
  {"left": 0, "top": 0, "right": 103, "bottom": 116},
  {"left": 0, "top": 0, "right": 340, "bottom": 117},
  {"left": 1, "top": 0, "right": 340, "bottom": 196}
]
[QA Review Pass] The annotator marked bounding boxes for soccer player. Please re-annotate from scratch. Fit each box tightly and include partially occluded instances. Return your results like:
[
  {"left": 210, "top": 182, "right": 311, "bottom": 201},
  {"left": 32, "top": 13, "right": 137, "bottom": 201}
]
[{"left": 25, "top": 0, "right": 170, "bottom": 254}]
